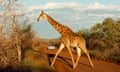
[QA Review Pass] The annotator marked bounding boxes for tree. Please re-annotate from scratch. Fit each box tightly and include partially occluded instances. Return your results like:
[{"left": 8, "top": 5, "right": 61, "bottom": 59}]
[
  {"left": 0, "top": 0, "right": 34, "bottom": 67},
  {"left": 77, "top": 18, "right": 120, "bottom": 62}
]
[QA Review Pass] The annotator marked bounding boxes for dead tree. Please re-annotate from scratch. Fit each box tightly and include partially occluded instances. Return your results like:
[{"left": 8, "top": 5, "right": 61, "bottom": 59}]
[{"left": 0, "top": 0, "right": 24, "bottom": 67}]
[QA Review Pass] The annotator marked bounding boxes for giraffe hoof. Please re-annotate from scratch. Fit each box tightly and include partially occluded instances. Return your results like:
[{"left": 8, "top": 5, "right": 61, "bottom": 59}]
[
  {"left": 51, "top": 63, "right": 53, "bottom": 67},
  {"left": 73, "top": 65, "right": 77, "bottom": 69},
  {"left": 91, "top": 64, "right": 94, "bottom": 68}
]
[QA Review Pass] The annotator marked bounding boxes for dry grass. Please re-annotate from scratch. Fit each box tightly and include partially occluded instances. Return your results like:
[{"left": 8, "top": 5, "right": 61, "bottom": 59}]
[{"left": 23, "top": 49, "right": 56, "bottom": 72}]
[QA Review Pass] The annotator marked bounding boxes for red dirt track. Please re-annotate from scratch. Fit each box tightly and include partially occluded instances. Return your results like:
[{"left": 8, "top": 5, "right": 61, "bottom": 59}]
[{"left": 43, "top": 47, "right": 120, "bottom": 72}]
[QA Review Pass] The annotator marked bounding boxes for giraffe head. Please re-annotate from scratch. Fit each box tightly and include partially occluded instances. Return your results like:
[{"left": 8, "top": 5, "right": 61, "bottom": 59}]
[{"left": 37, "top": 10, "right": 46, "bottom": 22}]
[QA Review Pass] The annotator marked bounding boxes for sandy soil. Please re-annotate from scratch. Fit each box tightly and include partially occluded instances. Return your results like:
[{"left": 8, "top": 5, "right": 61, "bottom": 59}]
[{"left": 43, "top": 47, "right": 120, "bottom": 72}]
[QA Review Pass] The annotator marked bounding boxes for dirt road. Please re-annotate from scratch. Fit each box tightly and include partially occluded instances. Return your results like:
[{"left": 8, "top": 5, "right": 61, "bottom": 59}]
[{"left": 44, "top": 48, "right": 120, "bottom": 72}]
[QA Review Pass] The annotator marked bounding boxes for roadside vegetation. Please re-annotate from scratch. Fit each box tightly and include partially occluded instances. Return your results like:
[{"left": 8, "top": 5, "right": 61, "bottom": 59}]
[
  {"left": 0, "top": 0, "right": 55, "bottom": 72},
  {"left": 77, "top": 18, "right": 120, "bottom": 64}
]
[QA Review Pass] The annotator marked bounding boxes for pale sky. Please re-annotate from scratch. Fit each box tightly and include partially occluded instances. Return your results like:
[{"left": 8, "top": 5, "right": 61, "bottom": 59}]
[{"left": 0, "top": 0, "right": 120, "bottom": 39}]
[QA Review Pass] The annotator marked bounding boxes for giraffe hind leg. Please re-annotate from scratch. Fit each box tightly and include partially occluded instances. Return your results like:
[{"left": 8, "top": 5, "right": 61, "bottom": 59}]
[
  {"left": 80, "top": 44, "right": 94, "bottom": 67},
  {"left": 86, "top": 51, "right": 94, "bottom": 67}
]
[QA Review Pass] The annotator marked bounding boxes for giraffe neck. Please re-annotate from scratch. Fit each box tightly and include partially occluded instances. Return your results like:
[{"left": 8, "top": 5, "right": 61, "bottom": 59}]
[{"left": 45, "top": 14, "right": 73, "bottom": 35}]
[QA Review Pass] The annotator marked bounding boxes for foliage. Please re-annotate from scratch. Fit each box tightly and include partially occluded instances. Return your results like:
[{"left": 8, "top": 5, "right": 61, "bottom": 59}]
[
  {"left": 0, "top": 0, "right": 35, "bottom": 68},
  {"left": 77, "top": 18, "right": 120, "bottom": 64},
  {"left": 21, "top": 19, "right": 36, "bottom": 49}
]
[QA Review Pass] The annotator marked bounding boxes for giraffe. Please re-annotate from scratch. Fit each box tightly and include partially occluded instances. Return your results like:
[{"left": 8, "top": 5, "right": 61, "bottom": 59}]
[{"left": 37, "top": 11, "right": 94, "bottom": 68}]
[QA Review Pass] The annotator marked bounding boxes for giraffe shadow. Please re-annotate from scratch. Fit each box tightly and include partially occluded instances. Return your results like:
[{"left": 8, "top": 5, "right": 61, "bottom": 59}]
[
  {"left": 59, "top": 56, "right": 91, "bottom": 68},
  {"left": 48, "top": 54, "right": 91, "bottom": 68}
]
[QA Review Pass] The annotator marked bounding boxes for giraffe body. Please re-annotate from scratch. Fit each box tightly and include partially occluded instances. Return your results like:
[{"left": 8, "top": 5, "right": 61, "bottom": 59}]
[{"left": 37, "top": 11, "right": 94, "bottom": 68}]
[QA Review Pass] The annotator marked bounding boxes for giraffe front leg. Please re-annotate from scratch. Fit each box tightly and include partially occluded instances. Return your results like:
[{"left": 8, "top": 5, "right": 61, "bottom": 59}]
[
  {"left": 66, "top": 45, "right": 75, "bottom": 68},
  {"left": 74, "top": 47, "right": 81, "bottom": 68},
  {"left": 51, "top": 43, "right": 64, "bottom": 67}
]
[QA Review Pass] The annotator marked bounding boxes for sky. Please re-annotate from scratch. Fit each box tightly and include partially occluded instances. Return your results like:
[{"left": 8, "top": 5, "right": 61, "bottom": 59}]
[{"left": 0, "top": 0, "right": 120, "bottom": 39}]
